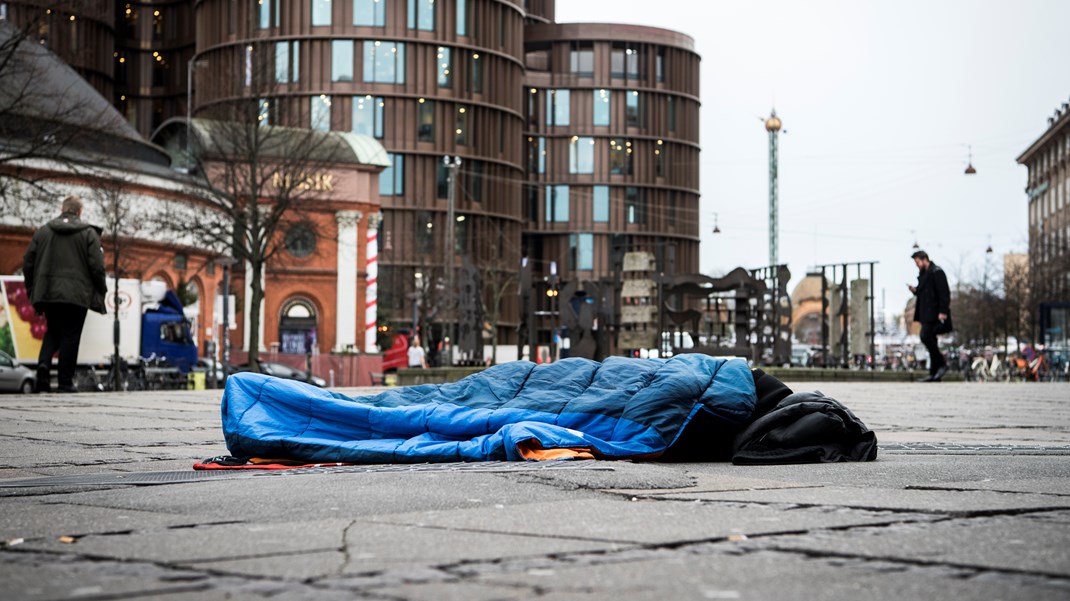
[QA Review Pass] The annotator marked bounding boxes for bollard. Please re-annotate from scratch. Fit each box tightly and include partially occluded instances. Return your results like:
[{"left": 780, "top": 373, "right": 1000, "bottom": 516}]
[{"left": 329, "top": 369, "right": 335, "bottom": 388}]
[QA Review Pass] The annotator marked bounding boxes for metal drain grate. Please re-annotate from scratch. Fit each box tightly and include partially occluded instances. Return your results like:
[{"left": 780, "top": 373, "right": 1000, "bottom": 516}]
[
  {"left": 0, "top": 460, "right": 612, "bottom": 488},
  {"left": 880, "top": 443, "right": 1070, "bottom": 455}
]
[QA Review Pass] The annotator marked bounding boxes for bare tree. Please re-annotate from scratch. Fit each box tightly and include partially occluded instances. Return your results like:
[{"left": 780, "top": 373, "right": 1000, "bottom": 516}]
[
  {"left": 0, "top": 19, "right": 126, "bottom": 214},
  {"left": 474, "top": 215, "right": 521, "bottom": 365},
  {"left": 152, "top": 109, "right": 342, "bottom": 369}
]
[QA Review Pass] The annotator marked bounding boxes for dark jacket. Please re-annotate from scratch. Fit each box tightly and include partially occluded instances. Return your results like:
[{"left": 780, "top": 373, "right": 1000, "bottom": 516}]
[
  {"left": 912, "top": 262, "right": 950, "bottom": 323},
  {"left": 23, "top": 212, "right": 107, "bottom": 314}
]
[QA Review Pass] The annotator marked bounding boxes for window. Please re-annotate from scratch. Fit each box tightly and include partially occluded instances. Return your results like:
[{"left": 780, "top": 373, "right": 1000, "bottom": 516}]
[
  {"left": 353, "top": 0, "right": 384, "bottom": 26},
  {"left": 285, "top": 225, "right": 316, "bottom": 257},
  {"left": 311, "top": 0, "right": 332, "bottom": 26},
  {"left": 275, "top": 41, "right": 290, "bottom": 83},
  {"left": 468, "top": 161, "right": 483, "bottom": 203},
  {"left": 611, "top": 44, "right": 641, "bottom": 79},
  {"left": 456, "top": 0, "right": 467, "bottom": 35},
  {"left": 257, "top": 98, "right": 270, "bottom": 126},
  {"left": 656, "top": 47, "right": 665, "bottom": 82},
  {"left": 244, "top": 44, "right": 253, "bottom": 87},
  {"left": 626, "top": 186, "right": 645, "bottom": 224},
  {"left": 436, "top": 46, "right": 452, "bottom": 88},
  {"left": 626, "top": 91, "right": 644, "bottom": 127},
  {"left": 258, "top": 0, "right": 278, "bottom": 28},
  {"left": 546, "top": 185, "right": 569, "bottom": 222},
  {"left": 547, "top": 89, "right": 569, "bottom": 126},
  {"left": 610, "top": 139, "right": 633, "bottom": 175},
  {"left": 593, "top": 89, "right": 610, "bottom": 126},
  {"left": 455, "top": 105, "right": 468, "bottom": 145},
  {"left": 380, "top": 153, "right": 404, "bottom": 196},
  {"left": 527, "top": 137, "right": 546, "bottom": 174},
  {"left": 363, "top": 41, "right": 405, "bottom": 83},
  {"left": 418, "top": 98, "right": 434, "bottom": 141},
  {"left": 331, "top": 40, "right": 353, "bottom": 82},
  {"left": 527, "top": 185, "right": 539, "bottom": 222},
  {"left": 436, "top": 161, "right": 448, "bottom": 198},
  {"left": 570, "top": 233, "right": 593, "bottom": 270},
  {"left": 527, "top": 87, "right": 539, "bottom": 127},
  {"left": 593, "top": 186, "right": 609, "bottom": 222},
  {"left": 570, "top": 42, "right": 593, "bottom": 77},
  {"left": 470, "top": 52, "right": 483, "bottom": 93},
  {"left": 417, "top": 211, "right": 434, "bottom": 253},
  {"left": 311, "top": 95, "right": 331, "bottom": 131},
  {"left": 569, "top": 136, "right": 594, "bottom": 174},
  {"left": 407, "top": 0, "right": 434, "bottom": 30},
  {"left": 352, "top": 95, "right": 383, "bottom": 138}
]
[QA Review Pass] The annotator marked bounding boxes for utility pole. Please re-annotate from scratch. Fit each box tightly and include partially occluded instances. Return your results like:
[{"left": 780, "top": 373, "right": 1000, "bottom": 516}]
[{"left": 443, "top": 156, "right": 462, "bottom": 366}]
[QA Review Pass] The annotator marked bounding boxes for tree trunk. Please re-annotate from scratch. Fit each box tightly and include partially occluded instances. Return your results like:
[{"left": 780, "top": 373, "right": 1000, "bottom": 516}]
[{"left": 248, "top": 260, "right": 263, "bottom": 370}]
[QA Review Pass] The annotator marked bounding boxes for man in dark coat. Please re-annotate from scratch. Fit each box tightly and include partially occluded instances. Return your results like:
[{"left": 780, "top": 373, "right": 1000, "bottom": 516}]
[
  {"left": 23, "top": 195, "right": 107, "bottom": 392},
  {"left": 908, "top": 250, "right": 951, "bottom": 382}
]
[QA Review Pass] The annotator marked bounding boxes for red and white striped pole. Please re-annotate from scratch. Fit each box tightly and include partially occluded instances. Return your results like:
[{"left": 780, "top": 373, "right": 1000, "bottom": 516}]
[{"left": 364, "top": 213, "right": 382, "bottom": 353}]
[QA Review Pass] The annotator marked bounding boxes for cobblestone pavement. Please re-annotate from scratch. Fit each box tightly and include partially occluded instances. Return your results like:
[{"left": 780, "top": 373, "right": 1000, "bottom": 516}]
[{"left": 1, "top": 380, "right": 1069, "bottom": 600}]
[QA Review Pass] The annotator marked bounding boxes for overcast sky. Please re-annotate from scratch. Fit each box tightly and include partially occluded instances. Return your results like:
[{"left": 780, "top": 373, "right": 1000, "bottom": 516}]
[{"left": 556, "top": 0, "right": 1070, "bottom": 320}]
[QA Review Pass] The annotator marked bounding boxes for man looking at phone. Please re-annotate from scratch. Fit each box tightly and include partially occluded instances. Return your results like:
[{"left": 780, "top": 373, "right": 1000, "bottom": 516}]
[{"left": 908, "top": 250, "right": 951, "bottom": 382}]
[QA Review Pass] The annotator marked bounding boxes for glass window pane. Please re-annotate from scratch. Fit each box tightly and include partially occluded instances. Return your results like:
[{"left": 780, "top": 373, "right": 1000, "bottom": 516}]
[
  {"left": 352, "top": 95, "right": 379, "bottom": 137},
  {"left": 311, "top": 95, "right": 331, "bottom": 131},
  {"left": 610, "top": 48, "right": 624, "bottom": 78},
  {"left": 418, "top": 99, "right": 434, "bottom": 141},
  {"left": 569, "top": 136, "right": 594, "bottom": 174},
  {"left": 354, "top": 0, "right": 385, "bottom": 26},
  {"left": 364, "top": 41, "right": 405, "bottom": 83},
  {"left": 538, "top": 137, "right": 546, "bottom": 173},
  {"left": 456, "top": 0, "right": 467, "bottom": 35},
  {"left": 626, "top": 91, "right": 640, "bottom": 126},
  {"left": 258, "top": 0, "right": 271, "bottom": 28},
  {"left": 593, "top": 186, "right": 609, "bottom": 222},
  {"left": 553, "top": 185, "right": 569, "bottom": 222},
  {"left": 292, "top": 41, "right": 300, "bottom": 82},
  {"left": 437, "top": 46, "right": 451, "bottom": 88},
  {"left": 593, "top": 89, "right": 610, "bottom": 126},
  {"left": 570, "top": 46, "right": 593, "bottom": 77},
  {"left": 555, "top": 89, "right": 569, "bottom": 126},
  {"left": 274, "top": 41, "right": 289, "bottom": 83},
  {"left": 312, "top": 0, "right": 332, "bottom": 26},
  {"left": 470, "top": 52, "right": 482, "bottom": 93},
  {"left": 455, "top": 105, "right": 468, "bottom": 145},
  {"left": 331, "top": 40, "right": 353, "bottom": 82},
  {"left": 257, "top": 98, "right": 269, "bottom": 126},
  {"left": 578, "top": 234, "right": 593, "bottom": 270},
  {"left": 408, "top": 0, "right": 434, "bottom": 30},
  {"left": 381, "top": 153, "right": 404, "bottom": 196}
]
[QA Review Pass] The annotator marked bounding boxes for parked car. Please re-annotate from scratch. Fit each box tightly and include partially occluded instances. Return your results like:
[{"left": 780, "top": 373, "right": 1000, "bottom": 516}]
[
  {"left": 233, "top": 361, "right": 327, "bottom": 387},
  {"left": 0, "top": 349, "right": 35, "bottom": 393}
]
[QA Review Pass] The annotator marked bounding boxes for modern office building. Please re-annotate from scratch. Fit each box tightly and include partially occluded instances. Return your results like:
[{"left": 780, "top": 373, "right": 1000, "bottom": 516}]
[
  {"left": 1017, "top": 97, "right": 1070, "bottom": 347},
  {"left": 3, "top": 0, "right": 701, "bottom": 357}
]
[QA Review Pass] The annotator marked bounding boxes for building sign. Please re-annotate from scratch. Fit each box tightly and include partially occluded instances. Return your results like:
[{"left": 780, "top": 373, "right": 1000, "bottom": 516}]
[{"left": 271, "top": 172, "right": 335, "bottom": 192}]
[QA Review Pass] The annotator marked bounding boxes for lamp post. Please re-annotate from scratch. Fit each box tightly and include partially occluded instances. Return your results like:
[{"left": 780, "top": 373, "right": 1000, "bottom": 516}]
[
  {"left": 442, "top": 155, "right": 462, "bottom": 366},
  {"left": 216, "top": 257, "right": 237, "bottom": 386}
]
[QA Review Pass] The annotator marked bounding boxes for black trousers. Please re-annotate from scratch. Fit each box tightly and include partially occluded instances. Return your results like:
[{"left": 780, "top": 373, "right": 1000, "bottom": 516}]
[
  {"left": 919, "top": 321, "right": 946, "bottom": 375},
  {"left": 36, "top": 303, "right": 88, "bottom": 389}
]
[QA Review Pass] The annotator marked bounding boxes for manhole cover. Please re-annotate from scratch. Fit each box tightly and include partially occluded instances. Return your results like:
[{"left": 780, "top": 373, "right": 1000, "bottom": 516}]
[
  {"left": 880, "top": 443, "right": 1070, "bottom": 455},
  {"left": 0, "top": 460, "right": 612, "bottom": 488}
]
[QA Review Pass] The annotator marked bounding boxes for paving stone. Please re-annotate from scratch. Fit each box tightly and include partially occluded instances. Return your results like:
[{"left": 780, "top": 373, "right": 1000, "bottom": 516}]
[
  {"left": 0, "top": 501, "right": 200, "bottom": 540},
  {"left": 654, "top": 485, "right": 1070, "bottom": 515},
  {"left": 370, "top": 497, "right": 925, "bottom": 545}
]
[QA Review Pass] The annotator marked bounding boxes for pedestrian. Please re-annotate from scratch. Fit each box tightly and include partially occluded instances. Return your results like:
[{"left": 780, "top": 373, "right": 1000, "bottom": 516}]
[
  {"left": 22, "top": 195, "right": 107, "bottom": 393},
  {"left": 407, "top": 334, "right": 427, "bottom": 369},
  {"left": 907, "top": 249, "right": 951, "bottom": 382}
]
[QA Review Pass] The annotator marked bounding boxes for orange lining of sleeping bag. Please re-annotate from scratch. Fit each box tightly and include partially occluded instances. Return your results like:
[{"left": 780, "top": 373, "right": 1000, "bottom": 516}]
[{"left": 515, "top": 439, "right": 596, "bottom": 460}]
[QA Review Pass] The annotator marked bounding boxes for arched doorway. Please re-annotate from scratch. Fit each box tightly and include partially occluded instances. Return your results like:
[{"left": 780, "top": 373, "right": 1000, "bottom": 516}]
[{"left": 279, "top": 298, "right": 317, "bottom": 354}]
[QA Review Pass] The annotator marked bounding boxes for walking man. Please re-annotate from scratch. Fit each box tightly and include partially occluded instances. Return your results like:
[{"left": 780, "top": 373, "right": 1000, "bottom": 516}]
[
  {"left": 908, "top": 250, "right": 951, "bottom": 382},
  {"left": 23, "top": 195, "right": 107, "bottom": 392}
]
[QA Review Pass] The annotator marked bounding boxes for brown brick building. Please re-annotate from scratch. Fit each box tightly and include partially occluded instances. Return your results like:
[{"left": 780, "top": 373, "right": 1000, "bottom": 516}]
[{"left": 3, "top": 0, "right": 702, "bottom": 358}]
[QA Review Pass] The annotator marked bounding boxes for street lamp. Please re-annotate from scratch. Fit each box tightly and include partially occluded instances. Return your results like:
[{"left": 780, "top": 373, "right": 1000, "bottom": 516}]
[
  {"left": 442, "top": 156, "right": 462, "bottom": 366},
  {"left": 215, "top": 256, "right": 237, "bottom": 386}
]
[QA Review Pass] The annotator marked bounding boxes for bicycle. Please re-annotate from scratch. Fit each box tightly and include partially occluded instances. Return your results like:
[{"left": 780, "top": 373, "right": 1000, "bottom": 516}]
[{"left": 970, "top": 350, "right": 1010, "bottom": 383}]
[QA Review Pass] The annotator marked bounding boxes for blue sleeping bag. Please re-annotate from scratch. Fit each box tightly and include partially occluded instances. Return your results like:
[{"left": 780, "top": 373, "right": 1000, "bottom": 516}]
[{"left": 221, "top": 355, "right": 757, "bottom": 463}]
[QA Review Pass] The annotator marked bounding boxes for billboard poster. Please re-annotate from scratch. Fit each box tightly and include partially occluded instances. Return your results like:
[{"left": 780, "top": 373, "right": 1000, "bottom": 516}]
[{"left": 0, "top": 277, "right": 45, "bottom": 362}]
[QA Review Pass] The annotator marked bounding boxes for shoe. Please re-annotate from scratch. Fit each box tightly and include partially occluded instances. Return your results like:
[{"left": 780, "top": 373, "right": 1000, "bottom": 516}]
[
  {"left": 917, "top": 375, "right": 936, "bottom": 382},
  {"left": 56, "top": 385, "right": 79, "bottom": 393},
  {"left": 933, "top": 366, "right": 948, "bottom": 382}
]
